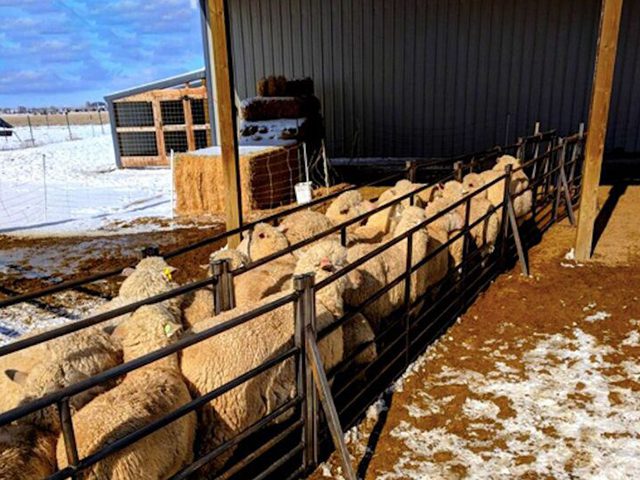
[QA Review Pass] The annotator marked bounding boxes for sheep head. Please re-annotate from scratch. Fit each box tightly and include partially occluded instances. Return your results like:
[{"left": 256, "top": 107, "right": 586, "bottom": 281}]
[
  {"left": 293, "top": 241, "right": 361, "bottom": 318},
  {"left": 247, "top": 223, "right": 290, "bottom": 261},
  {"left": 462, "top": 173, "right": 486, "bottom": 195}
]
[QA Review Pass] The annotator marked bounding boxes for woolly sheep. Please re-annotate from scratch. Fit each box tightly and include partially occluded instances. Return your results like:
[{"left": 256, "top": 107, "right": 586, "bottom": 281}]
[
  {"left": 425, "top": 197, "right": 466, "bottom": 268},
  {"left": 6, "top": 327, "right": 122, "bottom": 433},
  {"left": 462, "top": 173, "right": 486, "bottom": 196},
  {"left": 483, "top": 166, "right": 532, "bottom": 218},
  {"left": 0, "top": 338, "right": 46, "bottom": 415},
  {"left": 241, "top": 222, "right": 290, "bottom": 261},
  {"left": 57, "top": 305, "right": 196, "bottom": 479},
  {"left": 493, "top": 154, "right": 529, "bottom": 185},
  {"left": 180, "top": 241, "right": 358, "bottom": 475},
  {"left": 354, "top": 181, "right": 417, "bottom": 242},
  {"left": 344, "top": 243, "right": 394, "bottom": 333},
  {"left": 279, "top": 210, "right": 338, "bottom": 254},
  {"left": 382, "top": 207, "right": 430, "bottom": 310},
  {"left": 0, "top": 424, "right": 56, "bottom": 480},
  {"left": 342, "top": 312, "right": 377, "bottom": 366},
  {"left": 325, "top": 190, "right": 374, "bottom": 231}
]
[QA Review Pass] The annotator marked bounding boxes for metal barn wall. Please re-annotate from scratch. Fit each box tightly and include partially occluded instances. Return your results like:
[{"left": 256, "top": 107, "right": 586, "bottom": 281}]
[{"left": 227, "top": 0, "right": 639, "bottom": 158}]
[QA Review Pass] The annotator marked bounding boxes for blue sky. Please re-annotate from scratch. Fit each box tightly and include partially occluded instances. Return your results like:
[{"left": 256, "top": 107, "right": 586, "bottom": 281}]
[{"left": 0, "top": 0, "right": 204, "bottom": 108}]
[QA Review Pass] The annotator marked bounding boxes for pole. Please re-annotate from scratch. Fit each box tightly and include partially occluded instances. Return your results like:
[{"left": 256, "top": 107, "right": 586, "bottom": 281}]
[
  {"left": 575, "top": 0, "right": 624, "bottom": 261},
  {"left": 206, "top": 0, "right": 243, "bottom": 248},
  {"left": 42, "top": 154, "right": 48, "bottom": 222},
  {"left": 303, "top": 142, "right": 310, "bottom": 183},
  {"left": 65, "top": 111, "right": 72, "bottom": 141},
  {"left": 170, "top": 149, "right": 175, "bottom": 220},
  {"left": 27, "top": 115, "right": 34, "bottom": 146},
  {"left": 98, "top": 110, "right": 105, "bottom": 134}
]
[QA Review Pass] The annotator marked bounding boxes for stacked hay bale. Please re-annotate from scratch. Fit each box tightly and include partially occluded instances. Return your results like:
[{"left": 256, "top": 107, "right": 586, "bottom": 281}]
[{"left": 239, "top": 75, "right": 324, "bottom": 151}]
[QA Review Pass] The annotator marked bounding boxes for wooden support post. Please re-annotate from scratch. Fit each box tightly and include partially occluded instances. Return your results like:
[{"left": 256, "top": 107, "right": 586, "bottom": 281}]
[
  {"left": 183, "top": 96, "right": 196, "bottom": 151},
  {"left": 151, "top": 96, "right": 166, "bottom": 163},
  {"left": 207, "top": 0, "right": 243, "bottom": 247},
  {"left": 575, "top": 0, "right": 624, "bottom": 261}
]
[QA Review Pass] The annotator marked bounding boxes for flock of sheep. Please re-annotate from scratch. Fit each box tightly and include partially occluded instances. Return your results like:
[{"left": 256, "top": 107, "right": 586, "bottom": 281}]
[{"left": 0, "top": 155, "right": 532, "bottom": 479}]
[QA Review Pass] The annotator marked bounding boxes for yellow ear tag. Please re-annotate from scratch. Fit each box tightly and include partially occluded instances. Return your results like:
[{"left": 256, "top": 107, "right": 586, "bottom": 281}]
[
  {"left": 164, "top": 324, "right": 173, "bottom": 337},
  {"left": 163, "top": 267, "right": 173, "bottom": 281}
]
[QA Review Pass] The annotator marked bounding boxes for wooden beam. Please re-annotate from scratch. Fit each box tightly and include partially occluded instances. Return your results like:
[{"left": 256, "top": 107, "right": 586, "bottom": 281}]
[
  {"left": 151, "top": 97, "right": 166, "bottom": 164},
  {"left": 575, "top": 0, "right": 624, "bottom": 260},
  {"left": 207, "top": 0, "right": 242, "bottom": 247},
  {"left": 183, "top": 96, "right": 196, "bottom": 151}
]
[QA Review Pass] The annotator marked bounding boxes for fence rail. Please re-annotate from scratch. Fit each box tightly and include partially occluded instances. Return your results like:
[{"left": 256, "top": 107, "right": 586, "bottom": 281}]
[{"left": 0, "top": 124, "right": 586, "bottom": 480}]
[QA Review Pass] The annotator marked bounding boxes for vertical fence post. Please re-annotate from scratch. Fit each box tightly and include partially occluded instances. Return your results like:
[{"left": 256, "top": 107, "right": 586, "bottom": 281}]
[
  {"left": 98, "top": 110, "right": 105, "bottom": 134},
  {"left": 58, "top": 398, "right": 79, "bottom": 479},
  {"left": 42, "top": 154, "right": 48, "bottom": 222},
  {"left": 454, "top": 161, "right": 463, "bottom": 182},
  {"left": 170, "top": 149, "right": 176, "bottom": 220},
  {"left": 552, "top": 139, "right": 566, "bottom": 222},
  {"left": 500, "top": 165, "right": 513, "bottom": 266},
  {"left": 531, "top": 122, "right": 541, "bottom": 179},
  {"left": 406, "top": 160, "right": 417, "bottom": 206},
  {"left": 403, "top": 231, "right": 413, "bottom": 366},
  {"left": 516, "top": 137, "right": 525, "bottom": 162},
  {"left": 211, "top": 258, "right": 234, "bottom": 314},
  {"left": 45, "top": 112, "right": 50, "bottom": 129},
  {"left": 460, "top": 197, "right": 472, "bottom": 307},
  {"left": 294, "top": 273, "right": 317, "bottom": 471},
  {"left": 65, "top": 111, "right": 73, "bottom": 141},
  {"left": 27, "top": 114, "right": 35, "bottom": 146}
]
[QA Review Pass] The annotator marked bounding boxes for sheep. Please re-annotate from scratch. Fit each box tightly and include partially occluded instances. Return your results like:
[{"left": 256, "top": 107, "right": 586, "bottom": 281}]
[
  {"left": 485, "top": 165, "right": 532, "bottom": 218},
  {"left": 325, "top": 190, "right": 374, "bottom": 232},
  {"left": 342, "top": 312, "right": 377, "bottom": 366},
  {"left": 182, "top": 249, "right": 251, "bottom": 329},
  {"left": 353, "top": 180, "right": 420, "bottom": 242},
  {"left": 462, "top": 173, "right": 486, "bottom": 196},
  {"left": 381, "top": 206, "right": 430, "bottom": 311},
  {"left": 240, "top": 222, "right": 290, "bottom": 261},
  {"left": 180, "top": 241, "right": 359, "bottom": 475},
  {"left": 0, "top": 337, "right": 47, "bottom": 415},
  {"left": 278, "top": 210, "right": 338, "bottom": 254},
  {"left": 425, "top": 197, "right": 466, "bottom": 268},
  {"left": 57, "top": 305, "right": 196, "bottom": 479},
  {"left": 493, "top": 154, "right": 529, "bottom": 185},
  {"left": 92, "top": 256, "right": 182, "bottom": 334},
  {"left": 0, "top": 424, "right": 57, "bottom": 480},
  {"left": 6, "top": 327, "right": 123, "bottom": 434},
  {"left": 344, "top": 243, "right": 394, "bottom": 333}
]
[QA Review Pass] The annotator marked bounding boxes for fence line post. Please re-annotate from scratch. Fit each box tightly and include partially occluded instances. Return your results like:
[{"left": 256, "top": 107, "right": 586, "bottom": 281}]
[
  {"left": 58, "top": 398, "right": 79, "bottom": 479},
  {"left": 98, "top": 110, "right": 105, "bottom": 134},
  {"left": 212, "top": 258, "right": 234, "bottom": 314},
  {"left": 460, "top": 196, "right": 472, "bottom": 307},
  {"left": 552, "top": 139, "right": 566, "bottom": 222},
  {"left": 516, "top": 137, "right": 525, "bottom": 161},
  {"left": 406, "top": 160, "right": 417, "bottom": 206},
  {"left": 65, "top": 111, "right": 72, "bottom": 140},
  {"left": 454, "top": 161, "right": 463, "bottom": 182},
  {"left": 170, "top": 149, "right": 176, "bottom": 220},
  {"left": 294, "top": 273, "right": 318, "bottom": 471},
  {"left": 403, "top": 232, "right": 413, "bottom": 366},
  {"left": 42, "top": 154, "right": 48, "bottom": 222},
  {"left": 499, "top": 166, "right": 513, "bottom": 267},
  {"left": 27, "top": 114, "right": 35, "bottom": 146}
]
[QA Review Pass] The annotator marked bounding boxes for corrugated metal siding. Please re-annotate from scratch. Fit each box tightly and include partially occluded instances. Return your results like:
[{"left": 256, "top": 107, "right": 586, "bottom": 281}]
[{"left": 227, "top": 0, "right": 639, "bottom": 157}]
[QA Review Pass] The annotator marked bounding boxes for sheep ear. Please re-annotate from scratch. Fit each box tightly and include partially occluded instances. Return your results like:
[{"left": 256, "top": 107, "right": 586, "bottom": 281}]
[
  {"left": 102, "top": 325, "right": 117, "bottom": 335},
  {"left": 277, "top": 224, "right": 288, "bottom": 233},
  {"left": 121, "top": 267, "right": 136, "bottom": 277},
  {"left": 199, "top": 264, "right": 209, "bottom": 270},
  {"left": 5, "top": 369, "right": 28, "bottom": 385}
]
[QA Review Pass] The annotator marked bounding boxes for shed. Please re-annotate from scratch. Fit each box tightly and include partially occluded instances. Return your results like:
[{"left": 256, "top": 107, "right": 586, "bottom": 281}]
[{"left": 0, "top": 117, "right": 13, "bottom": 137}]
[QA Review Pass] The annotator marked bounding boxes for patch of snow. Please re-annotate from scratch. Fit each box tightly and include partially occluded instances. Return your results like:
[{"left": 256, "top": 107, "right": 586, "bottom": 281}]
[
  {"left": 564, "top": 248, "right": 575, "bottom": 260},
  {"left": 379, "top": 329, "right": 640, "bottom": 479},
  {"left": 0, "top": 132, "right": 174, "bottom": 234},
  {"left": 622, "top": 331, "right": 640, "bottom": 347},
  {"left": 366, "top": 398, "right": 388, "bottom": 422},
  {"left": 584, "top": 311, "right": 611, "bottom": 323}
]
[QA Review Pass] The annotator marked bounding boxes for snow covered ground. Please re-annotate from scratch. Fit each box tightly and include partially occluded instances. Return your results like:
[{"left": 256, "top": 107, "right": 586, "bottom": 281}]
[
  {"left": 0, "top": 124, "right": 109, "bottom": 151},
  {"left": 0, "top": 126, "right": 173, "bottom": 234}
]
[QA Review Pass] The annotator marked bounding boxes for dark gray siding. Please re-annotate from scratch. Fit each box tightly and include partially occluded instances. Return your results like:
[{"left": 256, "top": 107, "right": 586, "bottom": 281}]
[{"left": 227, "top": 0, "right": 639, "bottom": 157}]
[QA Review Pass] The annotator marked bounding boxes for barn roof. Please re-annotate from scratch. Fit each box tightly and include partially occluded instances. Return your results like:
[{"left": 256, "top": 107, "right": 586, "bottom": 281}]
[{"left": 0, "top": 117, "right": 13, "bottom": 129}]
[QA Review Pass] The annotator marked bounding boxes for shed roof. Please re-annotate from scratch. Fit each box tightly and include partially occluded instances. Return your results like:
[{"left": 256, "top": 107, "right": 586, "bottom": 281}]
[{"left": 0, "top": 117, "right": 13, "bottom": 129}]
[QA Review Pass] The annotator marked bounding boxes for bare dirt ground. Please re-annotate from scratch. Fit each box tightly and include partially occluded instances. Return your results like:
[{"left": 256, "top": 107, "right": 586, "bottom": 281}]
[{"left": 313, "top": 186, "right": 640, "bottom": 479}]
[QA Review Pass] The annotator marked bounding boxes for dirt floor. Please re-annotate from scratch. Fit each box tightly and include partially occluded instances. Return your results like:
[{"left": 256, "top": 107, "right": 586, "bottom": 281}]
[{"left": 313, "top": 186, "right": 640, "bottom": 479}]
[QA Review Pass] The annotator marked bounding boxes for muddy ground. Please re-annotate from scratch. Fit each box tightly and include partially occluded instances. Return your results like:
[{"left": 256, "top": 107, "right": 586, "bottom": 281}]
[{"left": 312, "top": 186, "right": 640, "bottom": 479}]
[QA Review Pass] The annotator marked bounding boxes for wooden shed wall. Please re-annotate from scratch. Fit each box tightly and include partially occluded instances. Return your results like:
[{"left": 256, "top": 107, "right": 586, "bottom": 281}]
[{"left": 226, "top": 0, "right": 640, "bottom": 158}]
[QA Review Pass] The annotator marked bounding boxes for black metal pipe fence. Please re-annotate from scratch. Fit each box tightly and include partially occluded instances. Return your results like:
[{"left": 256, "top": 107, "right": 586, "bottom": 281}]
[{"left": 0, "top": 128, "right": 585, "bottom": 480}]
